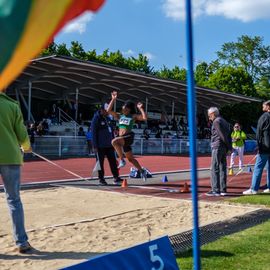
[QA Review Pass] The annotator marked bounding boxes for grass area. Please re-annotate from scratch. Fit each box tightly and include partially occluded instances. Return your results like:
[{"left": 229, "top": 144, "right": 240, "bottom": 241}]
[
  {"left": 229, "top": 194, "right": 270, "bottom": 206},
  {"left": 176, "top": 220, "right": 270, "bottom": 270}
]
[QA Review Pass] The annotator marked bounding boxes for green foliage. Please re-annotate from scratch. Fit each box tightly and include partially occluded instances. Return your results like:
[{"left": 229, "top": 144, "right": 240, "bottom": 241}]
[
  {"left": 40, "top": 41, "right": 57, "bottom": 56},
  {"left": 204, "top": 66, "right": 256, "bottom": 96},
  {"left": 56, "top": 43, "right": 71, "bottom": 57},
  {"left": 217, "top": 35, "right": 270, "bottom": 81},
  {"left": 220, "top": 102, "right": 261, "bottom": 132},
  {"left": 128, "top": 53, "right": 153, "bottom": 73},
  {"left": 155, "top": 66, "right": 186, "bottom": 81},
  {"left": 255, "top": 75, "right": 270, "bottom": 98},
  {"left": 40, "top": 42, "right": 152, "bottom": 74},
  {"left": 194, "top": 60, "right": 220, "bottom": 87},
  {"left": 70, "top": 41, "right": 86, "bottom": 59}
]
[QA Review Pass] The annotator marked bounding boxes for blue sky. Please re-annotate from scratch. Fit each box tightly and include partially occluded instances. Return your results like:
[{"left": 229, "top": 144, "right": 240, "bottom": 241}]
[{"left": 55, "top": 0, "right": 270, "bottom": 70}]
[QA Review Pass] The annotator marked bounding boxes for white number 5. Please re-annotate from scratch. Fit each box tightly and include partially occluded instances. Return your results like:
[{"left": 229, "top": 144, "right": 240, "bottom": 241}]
[{"left": 149, "top": 244, "right": 164, "bottom": 270}]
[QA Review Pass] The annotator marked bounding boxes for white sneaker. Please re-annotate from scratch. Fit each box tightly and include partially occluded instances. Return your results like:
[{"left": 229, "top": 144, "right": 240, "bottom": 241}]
[
  {"left": 141, "top": 168, "right": 147, "bottom": 182},
  {"left": 243, "top": 189, "right": 257, "bottom": 195},
  {"left": 263, "top": 188, "right": 270, "bottom": 193},
  {"left": 117, "top": 159, "right": 126, "bottom": 169}
]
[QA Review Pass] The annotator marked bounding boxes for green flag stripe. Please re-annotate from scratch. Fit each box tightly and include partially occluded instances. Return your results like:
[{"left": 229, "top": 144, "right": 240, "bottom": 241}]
[{"left": 0, "top": 0, "right": 32, "bottom": 72}]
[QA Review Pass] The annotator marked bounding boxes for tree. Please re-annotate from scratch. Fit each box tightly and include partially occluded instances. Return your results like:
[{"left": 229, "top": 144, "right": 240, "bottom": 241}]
[
  {"left": 127, "top": 53, "right": 153, "bottom": 74},
  {"left": 85, "top": 49, "right": 97, "bottom": 62},
  {"left": 156, "top": 66, "right": 186, "bottom": 81},
  {"left": 220, "top": 102, "right": 261, "bottom": 132},
  {"left": 105, "top": 50, "right": 127, "bottom": 68},
  {"left": 217, "top": 35, "right": 270, "bottom": 81},
  {"left": 255, "top": 75, "right": 270, "bottom": 98},
  {"left": 69, "top": 41, "right": 86, "bottom": 60},
  {"left": 56, "top": 43, "right": 71, "bottom": 57},
  {"left": 40, "top": 42, "right": 57, "bottom": 56},
  {"left": 205, "top": 66, "right": 256, "bottom": 97}
]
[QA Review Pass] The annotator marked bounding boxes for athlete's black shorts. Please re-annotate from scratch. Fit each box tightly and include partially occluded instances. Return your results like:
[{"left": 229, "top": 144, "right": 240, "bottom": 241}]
[{"left": 121, "top": 132, "right": 135, "bottom": 152}]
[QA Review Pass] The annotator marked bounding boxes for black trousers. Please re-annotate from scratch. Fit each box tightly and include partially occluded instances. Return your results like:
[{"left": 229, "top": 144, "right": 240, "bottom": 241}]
[{"left": 96, "top": 147, "right": 119, "bottom": 180}]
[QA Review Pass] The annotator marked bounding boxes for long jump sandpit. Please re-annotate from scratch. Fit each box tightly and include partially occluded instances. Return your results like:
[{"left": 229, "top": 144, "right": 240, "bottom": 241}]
[{"left": 0, "top": 187, "right": 259, "bottom": 270}]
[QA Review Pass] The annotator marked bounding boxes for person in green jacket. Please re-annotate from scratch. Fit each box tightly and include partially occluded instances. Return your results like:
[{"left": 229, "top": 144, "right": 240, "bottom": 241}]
[
  {"left": 229, "top": 123, "right": 247, "bottom": 171},
  {"left": 0, "top": 91, "right": 33, "bottom": 253}
]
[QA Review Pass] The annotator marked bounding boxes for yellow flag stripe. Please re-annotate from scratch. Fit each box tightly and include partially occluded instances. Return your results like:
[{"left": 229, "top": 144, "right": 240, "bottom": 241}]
[{"left": 0, "top": 0, "right": 73, "bottom": 90}]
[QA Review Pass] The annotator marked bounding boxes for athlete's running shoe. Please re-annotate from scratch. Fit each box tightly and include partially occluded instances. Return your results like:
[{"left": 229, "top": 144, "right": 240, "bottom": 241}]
[
  {"left": 243, "top": 189, "right": 257, "bottom": 195},
  {"left": 117, "top": 159, "right": 126, "bottom": 169},
  {"left": 141, "top": 168, "right": 148, "bottom": 182}
]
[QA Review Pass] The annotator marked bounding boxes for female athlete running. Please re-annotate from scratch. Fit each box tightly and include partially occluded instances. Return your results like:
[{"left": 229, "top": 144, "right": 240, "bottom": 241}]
[{"left": 106, "top": 91, "right": 148, "bottom": 180}]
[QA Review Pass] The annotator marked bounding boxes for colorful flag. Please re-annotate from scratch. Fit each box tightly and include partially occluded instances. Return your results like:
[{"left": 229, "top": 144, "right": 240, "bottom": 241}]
[{"left": 0, "top": 0, "right": 105, "bottom": 90}]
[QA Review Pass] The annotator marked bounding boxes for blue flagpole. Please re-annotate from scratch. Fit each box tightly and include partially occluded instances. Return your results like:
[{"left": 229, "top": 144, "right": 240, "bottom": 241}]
[{"left": 185, "top": 0, "right": 201, "bottom": 270}]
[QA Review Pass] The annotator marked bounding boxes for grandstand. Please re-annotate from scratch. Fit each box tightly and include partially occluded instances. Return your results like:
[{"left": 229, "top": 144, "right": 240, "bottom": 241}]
[{"left": 6, "top": 55, "right": 260, "bottom": 156}]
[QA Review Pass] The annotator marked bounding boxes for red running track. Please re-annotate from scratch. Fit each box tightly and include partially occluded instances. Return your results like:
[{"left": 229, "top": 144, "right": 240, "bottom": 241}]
[{"left": 0, "top": 154, "right": 256, "bottom": 184}]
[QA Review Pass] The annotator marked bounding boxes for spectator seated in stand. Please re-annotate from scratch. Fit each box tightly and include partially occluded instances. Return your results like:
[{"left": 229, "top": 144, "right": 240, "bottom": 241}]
[
  {"left": 78, "top": 127, "right": 85, "bottom": 136},
  {"left": 155, "top": 129, "right": 162, "bottom": 138},
  {"left": 141, "top": 128, "right": 150, "bottom": 140},
  {"left": 36, "top": 122, "right": 44, "bottom": 136}
]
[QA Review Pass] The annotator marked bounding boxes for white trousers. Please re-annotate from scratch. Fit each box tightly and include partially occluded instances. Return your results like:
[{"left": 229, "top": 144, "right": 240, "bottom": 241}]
[{"left": 230, "top": 146, "right": 245, "bottom": 169}]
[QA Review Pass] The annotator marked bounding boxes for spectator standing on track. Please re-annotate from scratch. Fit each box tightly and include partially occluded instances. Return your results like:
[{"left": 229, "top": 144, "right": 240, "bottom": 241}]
[
  {"left": 91, "top": 105, "right": 122, "bottom": 186},
  {"left": 229, "top": 123, "right": 247, "bottom": 173},
  {"left": 243, "top": 100, "right": 270, "bottom": 195},
  {"left": 206, "top": 107, "right": 232, "bottom": 197},
  {"left": 0, "top": 91, "right": 33, "bottom": 253}
]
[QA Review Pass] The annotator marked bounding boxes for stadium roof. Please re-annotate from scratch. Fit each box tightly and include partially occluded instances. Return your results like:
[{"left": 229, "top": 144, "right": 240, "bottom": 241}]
[{"left": 7, "top": 55, "right": 261, "bottom": 114}]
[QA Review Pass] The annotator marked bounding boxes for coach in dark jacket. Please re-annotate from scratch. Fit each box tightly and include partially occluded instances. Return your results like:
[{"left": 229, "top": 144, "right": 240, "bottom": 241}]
[
  {"left": 243, "top": 100, "right": 270, "bottom": 195},
  {"left": 206, "top": 107, "right": 232, "bottom": 196},
  {"left": 91, "top": 106, "right": 122, "bottom": 185}
]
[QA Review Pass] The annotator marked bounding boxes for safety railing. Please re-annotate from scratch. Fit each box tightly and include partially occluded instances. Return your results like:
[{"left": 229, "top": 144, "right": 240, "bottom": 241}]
[
  {"left": 58, "top": 108, "right": 80, "bottom": 136},
  {"left": 30, "top": 136, "right": 257, "bottom": 157}
]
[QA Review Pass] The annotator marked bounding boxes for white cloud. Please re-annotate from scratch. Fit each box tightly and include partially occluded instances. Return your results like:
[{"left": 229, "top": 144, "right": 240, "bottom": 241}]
[
  {"left": 122, "top": 49, "right": 136, "bottom": 57},
  {"left": 143, "top": 52, "right": 155, "bottom": 60},
  {"left": 62, "top": 12, "right": 94, "bottom": 34},
  {"left": 122, "top": 49, "right": 156, "bottom": 61},
  {"left": 161, "top": 0, "right": 206, "bottom": 21},
  {"left": 205, "top": 0, "right": 270, "bottom": 22},
  {"left": 162, "top": 0, "right": 270, "bottom": 22}
]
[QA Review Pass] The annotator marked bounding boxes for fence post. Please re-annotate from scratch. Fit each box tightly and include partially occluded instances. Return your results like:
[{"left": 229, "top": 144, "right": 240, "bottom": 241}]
[
  {"left": 58, "top": 137, "right": 62, "bottom": 157},
  {"left": 58, "top": 108, "right": 61, "bottom": 124},
  {"left": 140, "top": 138, "right": 143, "bottom": 155},
  {"left": 161, "top": 137, "right": 164, "bottom": 154}
]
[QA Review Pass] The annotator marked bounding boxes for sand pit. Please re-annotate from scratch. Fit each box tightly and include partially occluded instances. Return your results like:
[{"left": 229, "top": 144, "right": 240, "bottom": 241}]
[{"left": 0, "top": 187, "right": 258, "bottom": 270}]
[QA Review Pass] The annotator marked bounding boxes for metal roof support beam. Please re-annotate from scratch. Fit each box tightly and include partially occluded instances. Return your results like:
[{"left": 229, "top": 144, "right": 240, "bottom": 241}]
[
  {"left": 15, "top": 88, "right": 20, "bottom": 104},
  {"left": 18, "top": 88, "right": 34, "bottom": 122},
  {"left": 172, "top": 101, "right": 175, "bottom": 119},
  {"left": 75, "top": 88, "right": 79, "bottom": 123}
]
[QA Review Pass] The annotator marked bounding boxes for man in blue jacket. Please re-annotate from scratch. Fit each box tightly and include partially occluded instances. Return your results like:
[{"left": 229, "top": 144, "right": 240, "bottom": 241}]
[
  {"left": 91, "top": 106, "right": 122, "bottom": 185},
  {"left": 243, "top": 100, "right": 270, "bottom": 195}
]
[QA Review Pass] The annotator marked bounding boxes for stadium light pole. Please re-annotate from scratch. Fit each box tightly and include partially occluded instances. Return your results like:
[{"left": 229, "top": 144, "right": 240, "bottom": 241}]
[{"left": 185, "top": 0, "right": 201, "bottom": 270}]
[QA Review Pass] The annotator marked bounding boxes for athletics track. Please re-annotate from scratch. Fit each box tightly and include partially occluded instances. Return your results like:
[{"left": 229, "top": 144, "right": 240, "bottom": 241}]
[{"left": 0, "top": 154, "right": 267, "bottom": 202}]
